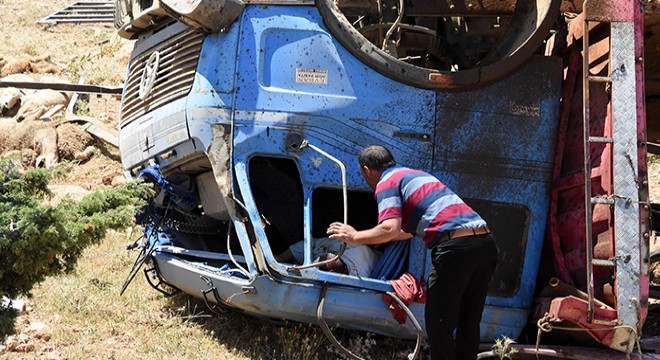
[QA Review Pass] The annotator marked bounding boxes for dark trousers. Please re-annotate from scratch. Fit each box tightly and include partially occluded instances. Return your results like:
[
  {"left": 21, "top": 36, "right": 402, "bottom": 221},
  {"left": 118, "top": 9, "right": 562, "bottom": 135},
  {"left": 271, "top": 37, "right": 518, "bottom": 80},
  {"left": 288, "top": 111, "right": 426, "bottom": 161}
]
[{"left": 425, "top": 233, "right": 498, "bottom": 360}]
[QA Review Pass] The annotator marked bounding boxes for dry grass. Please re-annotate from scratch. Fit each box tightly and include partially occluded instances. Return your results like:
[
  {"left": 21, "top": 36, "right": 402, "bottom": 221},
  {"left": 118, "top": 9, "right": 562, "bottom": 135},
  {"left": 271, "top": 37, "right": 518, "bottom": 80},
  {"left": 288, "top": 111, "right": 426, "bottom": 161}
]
[
  {"left": 3, "top": 231, "right": 415, "bottom": 359},
  {"left": 6, "top": 230, "right": 244, "bottom": 359},
  {"left": 4, "top": 231, "right": 301, "bottom": 359}
]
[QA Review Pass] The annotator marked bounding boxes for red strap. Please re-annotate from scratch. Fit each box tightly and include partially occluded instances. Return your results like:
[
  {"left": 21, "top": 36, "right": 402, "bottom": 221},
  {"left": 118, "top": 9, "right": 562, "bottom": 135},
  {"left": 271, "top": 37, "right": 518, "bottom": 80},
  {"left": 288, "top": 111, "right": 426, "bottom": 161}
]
[{"left": 382, "top": 272, "right": 426, "bottom": 324}]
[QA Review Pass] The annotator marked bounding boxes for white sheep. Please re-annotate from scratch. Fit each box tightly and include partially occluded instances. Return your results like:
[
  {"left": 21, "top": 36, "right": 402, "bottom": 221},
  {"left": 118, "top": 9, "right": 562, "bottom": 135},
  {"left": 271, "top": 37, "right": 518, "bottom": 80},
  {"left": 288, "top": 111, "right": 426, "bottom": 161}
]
[
  {"left": 13, "top": 89, "right": 68, "bottom": 122},
  {"left": 0, "top": 73, "right": 35, "bottom": 116},
  {"left": 0, "top": 87, "right": 24, "bottom": 116}
]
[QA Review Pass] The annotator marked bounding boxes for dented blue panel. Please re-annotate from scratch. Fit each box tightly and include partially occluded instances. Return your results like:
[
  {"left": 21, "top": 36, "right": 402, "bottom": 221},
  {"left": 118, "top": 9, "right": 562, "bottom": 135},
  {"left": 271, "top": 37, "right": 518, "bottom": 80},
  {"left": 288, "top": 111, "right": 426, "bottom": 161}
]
[
  {"left": 128, "top": 2, "right": 563, "bottom": 344},
  {"left": 186, "top": 21, "right": 241, "bottom": 150},
  {"left": 223, "top": 4, "right": 562, "bottom": 341},
  {"left": 233, "top": 5, "right": 435, "bottom": 172}
]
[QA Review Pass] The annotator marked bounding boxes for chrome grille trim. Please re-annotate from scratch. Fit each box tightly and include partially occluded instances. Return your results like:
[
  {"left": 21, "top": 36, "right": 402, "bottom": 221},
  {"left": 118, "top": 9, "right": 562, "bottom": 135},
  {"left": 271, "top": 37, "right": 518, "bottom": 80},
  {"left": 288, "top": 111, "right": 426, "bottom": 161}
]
[{"left": 120, "top": 28, "right": 204, "bottom": 126}]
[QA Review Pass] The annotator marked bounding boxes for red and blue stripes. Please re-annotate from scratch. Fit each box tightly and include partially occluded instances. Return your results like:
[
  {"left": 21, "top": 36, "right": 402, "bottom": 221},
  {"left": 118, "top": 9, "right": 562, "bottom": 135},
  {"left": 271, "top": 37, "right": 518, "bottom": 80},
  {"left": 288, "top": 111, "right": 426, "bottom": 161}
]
[{"left": 375, "top": 167, "right": 486, "bottom": 245}]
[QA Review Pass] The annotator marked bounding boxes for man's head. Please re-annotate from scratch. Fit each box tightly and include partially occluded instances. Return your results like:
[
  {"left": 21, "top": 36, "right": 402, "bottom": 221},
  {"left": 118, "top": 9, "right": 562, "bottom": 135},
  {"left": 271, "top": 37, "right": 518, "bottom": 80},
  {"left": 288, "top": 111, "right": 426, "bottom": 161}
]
[{"left": 358, "top": 145, "right": 396, "bottom": 190}]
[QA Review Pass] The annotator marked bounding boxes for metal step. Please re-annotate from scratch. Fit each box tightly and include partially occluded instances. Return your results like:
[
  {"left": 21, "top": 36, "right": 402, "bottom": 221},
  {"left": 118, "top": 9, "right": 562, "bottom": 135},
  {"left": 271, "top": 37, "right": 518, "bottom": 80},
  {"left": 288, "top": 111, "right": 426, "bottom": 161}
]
[
  {"left": 587, "top": 75, "right": 612, "bottom": 83},
  {"left": 591, "top": 196, "right": 615, "bottom": 205},
  {"left": 592, "top": 259, "right": 616, "bottom": 267},
  {"left": 589, "top": 136, "right": 614, "bottom": 143}
]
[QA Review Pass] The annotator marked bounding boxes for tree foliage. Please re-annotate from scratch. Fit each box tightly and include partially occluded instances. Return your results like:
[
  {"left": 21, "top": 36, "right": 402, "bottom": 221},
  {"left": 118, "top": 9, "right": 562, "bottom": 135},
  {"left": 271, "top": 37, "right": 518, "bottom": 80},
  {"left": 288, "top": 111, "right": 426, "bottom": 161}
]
[{"left": 0, "top": 160, "right": 153, "bottom": 339}]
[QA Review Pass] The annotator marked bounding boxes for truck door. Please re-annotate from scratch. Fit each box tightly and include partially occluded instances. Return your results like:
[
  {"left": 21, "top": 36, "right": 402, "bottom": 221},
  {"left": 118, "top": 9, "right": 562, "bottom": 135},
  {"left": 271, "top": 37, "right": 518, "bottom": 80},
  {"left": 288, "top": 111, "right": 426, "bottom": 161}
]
[{"left": 432, "top": 55, "right": 563, "bottom": 309}]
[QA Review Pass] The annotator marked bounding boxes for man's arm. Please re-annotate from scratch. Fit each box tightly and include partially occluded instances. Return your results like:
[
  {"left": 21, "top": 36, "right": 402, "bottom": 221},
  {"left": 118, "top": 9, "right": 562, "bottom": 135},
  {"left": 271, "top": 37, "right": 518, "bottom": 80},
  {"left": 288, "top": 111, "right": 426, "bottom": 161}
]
[{"left": 327, "top": 218, "right": 409, "bottom": 245}]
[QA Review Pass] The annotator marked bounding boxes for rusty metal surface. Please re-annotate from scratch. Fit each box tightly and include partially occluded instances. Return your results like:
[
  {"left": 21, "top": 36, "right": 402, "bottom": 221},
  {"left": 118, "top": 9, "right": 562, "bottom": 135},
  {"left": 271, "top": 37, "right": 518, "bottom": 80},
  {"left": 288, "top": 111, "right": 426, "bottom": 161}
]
[
  {"left": 545, "top": 0, "right": 648, "bottom": 348},
  {"left": 479, "top": 344, "right": 660, "bottom": 359},
  {"left": 636, "top": 2, "right": 650, "bottom": 325},
  {"left": 316, "top": 0, "right": 560, "bottom": 90},
  {"left": 550, "top": 9, "right": 613, "bottom": 297},
  {"left": 405, "top": 0, "right": 517, "bottom": 17},
  {"left": 584, "top": 0, "right": 636, "bottom": 22},
  {"left": 562, "top": 0, "right": 583, "bottom": 13}
]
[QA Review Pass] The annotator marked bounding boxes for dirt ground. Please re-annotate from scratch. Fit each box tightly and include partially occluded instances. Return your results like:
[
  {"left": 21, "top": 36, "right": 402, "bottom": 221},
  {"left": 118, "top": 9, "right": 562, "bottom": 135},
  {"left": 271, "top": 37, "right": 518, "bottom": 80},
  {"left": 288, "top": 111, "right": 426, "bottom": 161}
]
[{"left": 0, "top": 0, "right": 128, "bottom": 189}]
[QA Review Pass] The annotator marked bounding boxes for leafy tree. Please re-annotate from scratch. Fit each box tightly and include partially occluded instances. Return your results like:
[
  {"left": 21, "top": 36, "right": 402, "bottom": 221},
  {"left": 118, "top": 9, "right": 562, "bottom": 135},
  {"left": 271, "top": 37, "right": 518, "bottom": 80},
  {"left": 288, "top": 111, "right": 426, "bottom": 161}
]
[{"left": 0, "top": 160, "right": 153, "bottom": 340}]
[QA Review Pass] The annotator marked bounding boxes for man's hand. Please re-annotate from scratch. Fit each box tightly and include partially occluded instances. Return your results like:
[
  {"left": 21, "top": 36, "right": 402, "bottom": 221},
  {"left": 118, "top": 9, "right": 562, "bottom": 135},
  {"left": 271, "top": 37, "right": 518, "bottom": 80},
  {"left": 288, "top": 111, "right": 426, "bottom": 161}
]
[
  {"left": 327, "top": 222, "right": 358, "bottom": 243},
  {"left": 327, "top": 218, "right": 405, "bottom": 245}
]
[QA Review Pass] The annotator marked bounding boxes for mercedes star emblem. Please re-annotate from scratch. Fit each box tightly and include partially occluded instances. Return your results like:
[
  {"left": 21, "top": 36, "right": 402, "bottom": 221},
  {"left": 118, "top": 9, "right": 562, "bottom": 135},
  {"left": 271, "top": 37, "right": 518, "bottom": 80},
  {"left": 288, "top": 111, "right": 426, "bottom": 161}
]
[{"left": 139, "top": 51, "right": 160, "bottom": 100}]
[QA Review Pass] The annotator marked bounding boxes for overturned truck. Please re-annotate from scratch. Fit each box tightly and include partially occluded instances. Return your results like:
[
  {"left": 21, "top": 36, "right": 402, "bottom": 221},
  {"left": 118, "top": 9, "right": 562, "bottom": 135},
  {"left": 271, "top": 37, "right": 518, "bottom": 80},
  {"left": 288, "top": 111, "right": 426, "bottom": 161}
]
[{"left": 115, "top": 0, "right": 656, "bottom": 357}]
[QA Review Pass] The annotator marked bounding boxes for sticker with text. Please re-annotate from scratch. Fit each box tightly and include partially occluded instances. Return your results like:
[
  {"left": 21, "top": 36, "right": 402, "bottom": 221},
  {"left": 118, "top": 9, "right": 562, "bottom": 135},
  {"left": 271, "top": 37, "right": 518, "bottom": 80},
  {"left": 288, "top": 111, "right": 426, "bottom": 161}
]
[{"left": 296, "top": 68, "right": 328, "bottom": 84}]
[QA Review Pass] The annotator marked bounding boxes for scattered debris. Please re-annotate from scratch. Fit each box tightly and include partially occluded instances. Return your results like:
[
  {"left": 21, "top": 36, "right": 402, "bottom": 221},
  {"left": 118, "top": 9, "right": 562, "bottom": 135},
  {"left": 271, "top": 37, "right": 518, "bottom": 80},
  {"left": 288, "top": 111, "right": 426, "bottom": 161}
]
[
  {"left": 5, "top": 334, "right": 34, "bottom": 352},
  {"left": 38, "top": 1, "right": 115, "bottom": 25},
  {"left": 104, "top": 174, "right": 126, "bottom": 187},
  {"left": 2, "top": 320, "right": 54, "bottom": 355},
  {"left": 60, "top": 73, "right": 120, "bottom": 147}
]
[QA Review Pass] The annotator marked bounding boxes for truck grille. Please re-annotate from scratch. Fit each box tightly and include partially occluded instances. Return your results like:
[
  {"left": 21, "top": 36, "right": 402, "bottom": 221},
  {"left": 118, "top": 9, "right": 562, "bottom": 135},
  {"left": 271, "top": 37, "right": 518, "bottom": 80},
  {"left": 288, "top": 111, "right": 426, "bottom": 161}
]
[{"left": 120, "top": 28, "right": 204, "bottom": 125}]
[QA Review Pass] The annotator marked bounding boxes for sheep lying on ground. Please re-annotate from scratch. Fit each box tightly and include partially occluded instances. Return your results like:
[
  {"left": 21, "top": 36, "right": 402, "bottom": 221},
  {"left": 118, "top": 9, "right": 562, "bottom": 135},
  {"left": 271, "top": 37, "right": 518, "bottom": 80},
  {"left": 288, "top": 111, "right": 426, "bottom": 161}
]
[
  {"left": 0, "top": 118, "right": 95, "bottom": 169},
  {"left": 0, "top": 117, "right": 59, "bottom": 168},
  {"left": 0, "top": 74, "right": 35, "bottom": 116},
  {"left": 0, "top": 55, "right": 58, "bottom": 77},
  {"left": 13, "top": 89, "right": 68, "bottom": 122},
  {"left": 1, "top": 73, "right": 70, "bottom": 121},
  {"left": 0, "top": 87, "right": 23, "bottom": 116},
  {"left": 0, "top": 72, "right": 95, "bottom": 168}
]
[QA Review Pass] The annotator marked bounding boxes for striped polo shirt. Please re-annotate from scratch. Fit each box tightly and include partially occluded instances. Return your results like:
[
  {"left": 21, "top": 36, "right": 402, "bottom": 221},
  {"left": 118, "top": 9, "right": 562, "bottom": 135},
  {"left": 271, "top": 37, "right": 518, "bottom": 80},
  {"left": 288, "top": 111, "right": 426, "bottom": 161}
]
[{"left": 375, "top": 166, "right": 487, "bottom": 246}]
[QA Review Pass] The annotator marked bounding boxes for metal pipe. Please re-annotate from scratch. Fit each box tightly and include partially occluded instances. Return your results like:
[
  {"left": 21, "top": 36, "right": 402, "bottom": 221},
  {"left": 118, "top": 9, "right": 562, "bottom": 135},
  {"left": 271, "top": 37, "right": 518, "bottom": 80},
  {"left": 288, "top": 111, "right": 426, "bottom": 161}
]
[
  {"left": 582, "top": 0, "right": 595, "bottom": 323},
  {"left": 0, "top": 80, "right": 122, "bottom": 95},
  {"left": 381, "top": 0, "right": 405, "bottom": 52},
  {"left": 301, "top": 140, "right": 348, "bottom": 225},
  {"left": 547, "top": 277, "right": 609, "bottom": 308},
  {"left": 288, "top": 140, "right": 348, "bottom": 271}
]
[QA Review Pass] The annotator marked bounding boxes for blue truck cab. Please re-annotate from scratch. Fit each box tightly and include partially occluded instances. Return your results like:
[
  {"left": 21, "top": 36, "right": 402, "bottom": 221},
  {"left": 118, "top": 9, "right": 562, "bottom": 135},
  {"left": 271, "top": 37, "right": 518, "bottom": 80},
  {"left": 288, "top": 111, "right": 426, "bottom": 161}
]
[{"left": 114, "top": 0, "right": 649, "bottom": 354}]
